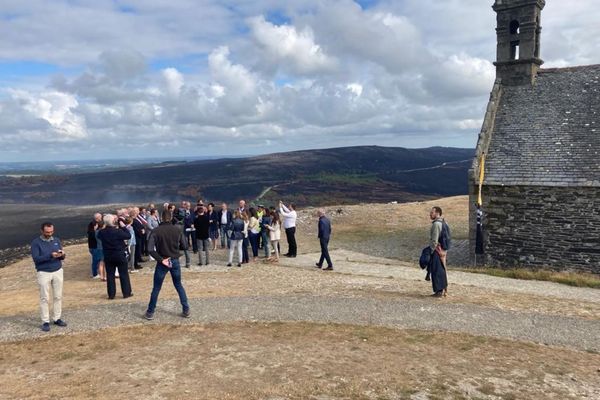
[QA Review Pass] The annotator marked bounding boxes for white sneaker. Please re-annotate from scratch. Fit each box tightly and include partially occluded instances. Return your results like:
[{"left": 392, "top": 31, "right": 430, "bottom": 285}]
[{"left": 92, "top": 275, "right": 100, "bottom": 279}]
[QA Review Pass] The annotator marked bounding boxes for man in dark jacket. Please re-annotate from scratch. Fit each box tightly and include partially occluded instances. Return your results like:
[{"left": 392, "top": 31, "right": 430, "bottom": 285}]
[
  {"left": 145, "top": 210, "right": 190, "bottom": 320},
  {"left": 315, "top": 210, "right": 333, "bottom": 270},
  {"left": 97, "top": 215, "right": 133, "bottom": 300},
  {"left": 194, "top": 206, "right": 210, "bottom": 266},
  {"left": 217, "top": 203, "right": 233, "bottom": 249},
  {"left": 31, "top": 222, "right": 68, "bottom": 332},
  {"left": 131, "top": 208, "right": 146, "bottom": 269}
]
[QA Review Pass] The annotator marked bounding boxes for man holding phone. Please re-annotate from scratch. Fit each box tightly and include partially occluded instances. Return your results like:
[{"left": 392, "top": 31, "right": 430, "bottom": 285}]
[
  {"left": 31, "top": 222, "right": 67, "bottom": 332},
  {"left": 145, "top": 209, "right": 191, "bottom": 320}
]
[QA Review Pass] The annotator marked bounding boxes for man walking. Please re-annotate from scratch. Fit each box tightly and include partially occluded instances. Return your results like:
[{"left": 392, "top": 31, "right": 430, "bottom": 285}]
[
  {"left": 87, "top": 212, "right": 103, "bottom": 279},
  {"left": 315, "top": 210, "right": 333, "bottom": 270},
  {"left": 31, "top": 222, "right": 67, "bottom": 332},
  {"left": 279, "top": 201, "right": 297, "bottom": 257},
  {"left": 145, "top": 210, "right": 190, "bottom": 320}
]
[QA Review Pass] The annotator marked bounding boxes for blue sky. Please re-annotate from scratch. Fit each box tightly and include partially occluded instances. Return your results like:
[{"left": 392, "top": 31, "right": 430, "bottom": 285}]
[{"left": 0, "top": 0, "right": 598, "bottom": 161}]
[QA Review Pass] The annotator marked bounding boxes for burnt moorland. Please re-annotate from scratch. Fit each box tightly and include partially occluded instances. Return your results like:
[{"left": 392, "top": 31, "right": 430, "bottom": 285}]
[{"left": 0, "top": 146, "right": 474, "bottom": 206}]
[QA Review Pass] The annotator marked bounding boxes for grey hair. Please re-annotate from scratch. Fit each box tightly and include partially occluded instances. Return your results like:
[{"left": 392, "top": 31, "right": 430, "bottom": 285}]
[{"left": 103, "top": 214, "right": 116, "bottom": 227}]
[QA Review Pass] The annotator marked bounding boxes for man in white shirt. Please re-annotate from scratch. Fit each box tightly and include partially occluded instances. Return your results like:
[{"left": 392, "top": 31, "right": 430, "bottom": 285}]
[{"left": 279, "top": 201, "right": 297, "bottom": 257}]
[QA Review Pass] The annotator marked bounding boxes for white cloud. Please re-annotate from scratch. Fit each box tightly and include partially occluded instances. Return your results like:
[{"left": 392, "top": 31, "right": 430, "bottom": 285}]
[
  {"left": 162, "top": 67, "right": 184, "bottom": 96},
  {"left": 0, "top": 0, "right": 598, "bottom": 160},
  {"left": 7, "top": 90, "right": 87, "bottom": 140},
  {"left": 248, "top": 16, "right": 337, "bottom": 75}
]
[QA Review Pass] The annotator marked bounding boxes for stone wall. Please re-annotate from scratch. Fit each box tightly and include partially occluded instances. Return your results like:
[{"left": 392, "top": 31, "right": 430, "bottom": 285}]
[{"left": 470, "top": 185, "right": 600, "bottom": 274}]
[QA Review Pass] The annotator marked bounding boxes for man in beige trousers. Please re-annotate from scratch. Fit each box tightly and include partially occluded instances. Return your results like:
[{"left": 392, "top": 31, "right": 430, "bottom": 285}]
[{"left": 30, "top": 222, "right": 68, "bottom": 332}]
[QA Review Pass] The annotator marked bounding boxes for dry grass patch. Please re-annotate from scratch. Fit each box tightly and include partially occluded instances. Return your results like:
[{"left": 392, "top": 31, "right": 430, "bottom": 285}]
[
  {"left": 457, "top": 267, "right": 600, "bottom": 289},
  {"left": 0, "top": 322, "right": 598, "bottom": 400}
]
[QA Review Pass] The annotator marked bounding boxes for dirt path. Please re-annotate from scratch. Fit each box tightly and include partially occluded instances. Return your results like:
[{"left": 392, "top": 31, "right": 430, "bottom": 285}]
[
  {"left": 1, "top": 293, "right": 599, "bottom": 352},
  {"left": 283, "top": 250, "right": 600, "bottom": 304}
]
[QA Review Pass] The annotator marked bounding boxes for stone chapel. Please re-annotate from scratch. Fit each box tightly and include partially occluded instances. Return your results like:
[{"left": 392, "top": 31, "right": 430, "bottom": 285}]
[{"left": 469, "top": 0, "right": 600, "bottom": 272}]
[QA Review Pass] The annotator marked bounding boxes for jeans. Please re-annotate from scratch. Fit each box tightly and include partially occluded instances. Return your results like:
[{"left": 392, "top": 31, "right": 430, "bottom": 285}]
[
  {"left": 270, "top": 239, "right": 280, "bottom": 259},
  {"left": 128, "top": 244, "right": 136, "bottom": 271},
  {"left": 89, "top": 248, "right": 103, "bottom": 277},
  {"left": 242, "top": 237, "right": 249, "bottom": 263},
  {"left": 249, "top": 232, "right": 260, "bottom": 257},
  {"left": 197, "top": 239, "right": 210, "bottom": 264},
  {"left": 228, "top": 239, "right": 243, "bottom": 264},
  {"left": 185, "top": 230, "right": 198, "bottom": 253},
  {"left": 147, "top": 258, "right": 189, "bottom": 314},
  {"left": 318, "top": 238, "right": 333, "bottom": 267},
  {"left": 261, "top": 230, "right": 270, "bottom": 257},
  {"left": 219, "top": 226, "right": 231, "bottom": 248},
  {"left": 285, "top": 227, "right": 297, "bottom": 256}
]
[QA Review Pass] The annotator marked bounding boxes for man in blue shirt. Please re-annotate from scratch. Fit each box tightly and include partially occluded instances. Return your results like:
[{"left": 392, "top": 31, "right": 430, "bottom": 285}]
[{"left": 31, "top": 222, "right": 68, "bottom": 332}]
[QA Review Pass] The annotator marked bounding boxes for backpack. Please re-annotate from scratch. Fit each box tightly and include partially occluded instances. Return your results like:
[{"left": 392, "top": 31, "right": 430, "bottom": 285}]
[{"left": 439, "top": 221, "right": 451, "bottom": 251}]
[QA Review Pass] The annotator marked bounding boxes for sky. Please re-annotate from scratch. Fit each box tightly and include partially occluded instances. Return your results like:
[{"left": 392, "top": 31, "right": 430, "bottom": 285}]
[{"left": 0, "top": 0, "right": 598, "bottom": 162}]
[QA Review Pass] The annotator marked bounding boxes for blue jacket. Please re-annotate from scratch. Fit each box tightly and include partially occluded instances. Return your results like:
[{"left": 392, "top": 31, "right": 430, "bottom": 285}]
[
  {"left": 31, "top": 236, "right": 63, "bottom": 272},
  {"left": 230, "top": 218, "right": 245, "bottom": 241},
  {"left": 318, "top": 216, "right": 332, "bottom": 240}
]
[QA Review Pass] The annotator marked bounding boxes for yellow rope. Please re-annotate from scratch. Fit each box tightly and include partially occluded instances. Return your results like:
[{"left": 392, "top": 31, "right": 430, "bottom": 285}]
[{"left": 477, "top": 153, "right": 486, "bottom": 207}]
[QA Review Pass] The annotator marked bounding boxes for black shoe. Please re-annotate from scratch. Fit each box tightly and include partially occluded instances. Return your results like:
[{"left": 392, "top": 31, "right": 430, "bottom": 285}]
[
  {"left": 144, "top": 311, "right": 154, "bottom": 320},
  {"left": 237, "top": 263, "right": 242, "bottom": 267},
  {"left": 134, "top": 264, "right": 142, "bottom": 269},
  {"left": 123, "top": 293, "right": 133, "bottom": 299},
  {"left": 197, "top": 262, "right": 203, "bottom": 266},
  {"left": 182, "top": 309, "right": 191, "bottom": 318},
  {"left": 41, "top": 322, "right": 50, "bottom": 332},
  {"left": 226, "top": 263, "right": 232, "bottom": 267},
  {"left": 315, "top": 263, "right": 322, "bottom": 269},
  {"left": 431, "top": 292, "right": 443, "bottom": 298},
  {"left": 53, "top": 319, "right": 68, "bottom": 327},
  {"left": 322, "top": 266, "right": 333, "bottom": 271}
]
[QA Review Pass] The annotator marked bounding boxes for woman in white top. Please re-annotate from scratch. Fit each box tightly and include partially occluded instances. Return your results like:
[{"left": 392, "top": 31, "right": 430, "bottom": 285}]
[
  {"left": 266, "top": 211, "right": 282, "bottom": 262},
  {"left": 248, "top": 208, "right": 261, "bottom": 261}
]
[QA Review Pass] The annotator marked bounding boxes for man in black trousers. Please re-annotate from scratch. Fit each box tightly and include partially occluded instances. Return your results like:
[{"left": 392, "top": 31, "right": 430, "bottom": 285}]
[{"left": 315, "top": 209, "right": 333, "bottom": 270}]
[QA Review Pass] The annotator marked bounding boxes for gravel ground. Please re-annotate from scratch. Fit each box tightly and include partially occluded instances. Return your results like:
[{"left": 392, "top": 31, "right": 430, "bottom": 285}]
[
  {"left": 2, "top": 248, "right": 599, "bottom": 352},
  {"left": 1, "top": 294, "right": 599, "bottom": 353},
  {"left": 283, "top": 250, "right": 600, "bottom": 304}
]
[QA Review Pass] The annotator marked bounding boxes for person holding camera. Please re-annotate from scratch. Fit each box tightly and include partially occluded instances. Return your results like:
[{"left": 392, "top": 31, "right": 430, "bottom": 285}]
[
  {"left": 97, "top": 214, "right": 133, "bottom": 300},
  {"left": 31, "top": 222, "right": 67, "bottom": 332}
]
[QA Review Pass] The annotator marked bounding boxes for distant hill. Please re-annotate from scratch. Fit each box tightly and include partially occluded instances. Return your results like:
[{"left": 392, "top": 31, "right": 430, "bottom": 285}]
[{"left": 0, "top": 146, "right": 474, "bottom": 206}]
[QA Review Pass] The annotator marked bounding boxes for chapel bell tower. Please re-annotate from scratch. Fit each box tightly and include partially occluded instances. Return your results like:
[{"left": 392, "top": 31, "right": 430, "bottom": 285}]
[{"left": 493, "top": 0, "right": 545, "bottom": 86}]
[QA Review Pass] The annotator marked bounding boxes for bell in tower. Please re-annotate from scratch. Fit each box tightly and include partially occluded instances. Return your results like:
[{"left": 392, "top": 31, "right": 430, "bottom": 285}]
[{"left": 493, "top": 0, "right": 545, "bottom": 86}]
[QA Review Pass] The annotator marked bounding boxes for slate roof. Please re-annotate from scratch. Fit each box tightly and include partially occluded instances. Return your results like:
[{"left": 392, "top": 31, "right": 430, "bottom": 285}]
[{"left": 484, "top": 64, "right": 600, "bottom": 187}]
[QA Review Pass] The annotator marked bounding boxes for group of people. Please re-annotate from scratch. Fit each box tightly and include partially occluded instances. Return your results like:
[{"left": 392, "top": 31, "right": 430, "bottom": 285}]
[{"left": 30, "top": 200, "right": 448, "bottom": 332}]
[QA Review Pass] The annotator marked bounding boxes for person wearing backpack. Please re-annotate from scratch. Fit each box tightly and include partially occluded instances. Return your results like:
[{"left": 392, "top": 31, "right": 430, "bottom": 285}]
[{"left": 428, "top": 206, "right": 449, "bottom": 298}]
